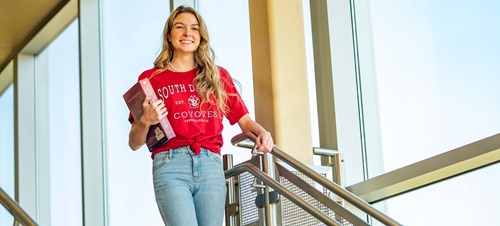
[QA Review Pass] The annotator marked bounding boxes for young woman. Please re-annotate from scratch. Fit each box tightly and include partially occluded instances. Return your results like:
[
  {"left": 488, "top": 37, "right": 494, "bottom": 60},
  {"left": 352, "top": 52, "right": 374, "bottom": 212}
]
[{"left": 127, "top": 6, "right": 274, "bottom": 226}]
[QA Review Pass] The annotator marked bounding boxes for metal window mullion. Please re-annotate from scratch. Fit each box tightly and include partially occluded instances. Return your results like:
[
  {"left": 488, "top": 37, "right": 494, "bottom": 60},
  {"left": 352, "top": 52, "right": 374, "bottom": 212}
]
[
  {"left": 348, "top": 0, "right": 369, "bottom": 181},
  {"left": 79, "top": 0, "right": 108, "bottom": 225},
  {"left": 310, "top": 0, "right": 339, "bottom": 168},
  {"left": 34, "top": 50, "right": 51, "bottom": 226},
  {"left": 327, "top": 0, "right": 365, "bottom": 185},
  {"left": 14, "top": 54, "right": 38, "bottom": 221},
  {"left": 325, "top": 0, "right": 370, "bottom": 220},
  {"left": 349, "top": 0, "right": 388, "bottom": 216}
]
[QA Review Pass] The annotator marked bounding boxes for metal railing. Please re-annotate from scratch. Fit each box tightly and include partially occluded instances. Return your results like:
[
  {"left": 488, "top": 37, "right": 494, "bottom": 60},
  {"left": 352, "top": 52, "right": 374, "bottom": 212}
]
[
  {"left": 224, "top": 132, "right": 402, "bottom": 226},
  {"left": 347, "top": 133, "right": 500, "bottom": 203},
  {"left": 0, "top": 187, "right": 38, "bottom": 226},
  {"left": 225, "top": 162, "right": 341, "bottom": 225}
]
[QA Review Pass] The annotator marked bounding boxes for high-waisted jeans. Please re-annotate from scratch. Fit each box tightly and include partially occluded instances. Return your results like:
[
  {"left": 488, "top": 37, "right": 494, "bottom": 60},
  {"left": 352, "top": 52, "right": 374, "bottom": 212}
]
[{"left": 152, "top": 147, "right": 226, "bottom": 226}]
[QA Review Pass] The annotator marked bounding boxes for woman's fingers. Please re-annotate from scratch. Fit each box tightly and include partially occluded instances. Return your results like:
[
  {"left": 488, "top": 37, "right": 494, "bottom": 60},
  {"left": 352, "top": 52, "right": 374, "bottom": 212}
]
[
  {"left": 257, "top": 132, "right": 274, "bottom": 152},
  {"left": 141, "top": 98, "right": 168, "bottom": 125}
]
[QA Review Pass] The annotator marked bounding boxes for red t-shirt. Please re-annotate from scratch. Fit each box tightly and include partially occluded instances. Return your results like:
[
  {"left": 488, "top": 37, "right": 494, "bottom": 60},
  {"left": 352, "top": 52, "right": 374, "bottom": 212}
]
[{"left": 129, "top": 66, "right": 249, "bottom": 158}]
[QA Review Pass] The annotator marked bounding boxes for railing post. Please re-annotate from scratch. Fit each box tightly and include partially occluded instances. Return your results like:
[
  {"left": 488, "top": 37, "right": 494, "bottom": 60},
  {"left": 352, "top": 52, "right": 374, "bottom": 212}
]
[
  {"left": 313, "top": 147, "right": 345, "bottom": 206},
  {"left": 223, "top": 154, "right": 240, "bottom": 226},
  {"left": 262, "top": 152, "right": 280, "bottom": 226},
  {"left": 231, "top": 132, "right": 402, "bottom": 226}
]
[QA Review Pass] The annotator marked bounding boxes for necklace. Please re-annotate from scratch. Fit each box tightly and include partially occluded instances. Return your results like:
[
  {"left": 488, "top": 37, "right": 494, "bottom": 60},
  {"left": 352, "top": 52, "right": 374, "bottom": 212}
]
[{"left": 167, "top": 61, "right": 180, "bottom": 72}]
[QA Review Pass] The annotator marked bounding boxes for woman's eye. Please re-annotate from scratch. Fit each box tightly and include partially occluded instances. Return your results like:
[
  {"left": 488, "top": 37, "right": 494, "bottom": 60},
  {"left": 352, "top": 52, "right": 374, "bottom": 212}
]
[{"left": 192, "top": 27, "right": 199, "bottom": 31}]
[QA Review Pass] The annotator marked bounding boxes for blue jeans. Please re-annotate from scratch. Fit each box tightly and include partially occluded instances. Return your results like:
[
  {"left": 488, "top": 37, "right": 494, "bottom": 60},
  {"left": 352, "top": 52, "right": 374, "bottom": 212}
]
[{"left": 152, "top": 147, "right": 227, "bottom": 226}]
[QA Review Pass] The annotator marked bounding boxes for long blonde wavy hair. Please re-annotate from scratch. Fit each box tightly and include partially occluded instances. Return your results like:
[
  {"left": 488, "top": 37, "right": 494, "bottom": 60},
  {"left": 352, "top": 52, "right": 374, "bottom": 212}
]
[{"left": 152, "top": 6, "right": 227, "bottom": 114}]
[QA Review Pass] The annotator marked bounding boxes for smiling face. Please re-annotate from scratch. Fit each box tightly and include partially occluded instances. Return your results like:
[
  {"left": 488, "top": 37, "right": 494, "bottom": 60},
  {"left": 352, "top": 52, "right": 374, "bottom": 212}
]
[{"left": 168, "top": 12, "right": 201, "bottom": 57}]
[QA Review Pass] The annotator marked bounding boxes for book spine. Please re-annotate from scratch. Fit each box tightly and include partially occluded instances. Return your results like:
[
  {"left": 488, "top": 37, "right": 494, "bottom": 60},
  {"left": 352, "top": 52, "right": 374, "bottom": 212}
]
[
  {"left": 140, "top": 79, "right": 158, "bottom": 102},
  {"left": 140, "top": 79, "right": 176, "bottom": 141},
  {"left": 159, "top": 116, "right": 176, "bottom": 140}
]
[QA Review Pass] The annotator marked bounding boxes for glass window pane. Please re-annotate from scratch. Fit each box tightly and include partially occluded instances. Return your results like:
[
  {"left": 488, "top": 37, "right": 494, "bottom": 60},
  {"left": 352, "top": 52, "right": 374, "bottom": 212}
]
[
  {"left": 102, "top": 1, "right": 170, "bottom": 225},
  {"left": 387, "top": 164, "right": 500, "bottom": 225},
  {"left": 44, "top": 19, "right": 82, "bottom": 226},
  {"left": 367, "top": 1, "right": 500, "bottom": 224},
  {"left": 370, "top": 1, "right": 500, "bottom": 170},
  {"left": 0, "top": 84, "right": 14, "bottom": 226}
]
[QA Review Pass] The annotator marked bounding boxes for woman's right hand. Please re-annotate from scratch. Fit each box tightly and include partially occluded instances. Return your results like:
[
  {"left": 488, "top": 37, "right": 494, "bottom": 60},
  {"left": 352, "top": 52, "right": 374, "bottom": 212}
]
[
  {"left": 139, "top": 96, "right": 168, "bottom": 126},
  {"left": 129, "top": 96, "right": 167, "bottom": 151}
]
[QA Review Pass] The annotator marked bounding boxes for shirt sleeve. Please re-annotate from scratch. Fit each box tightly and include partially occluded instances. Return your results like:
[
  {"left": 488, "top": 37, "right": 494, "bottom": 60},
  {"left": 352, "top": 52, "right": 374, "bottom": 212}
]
[{"left": 219, "top": 67, "right": 249, "bottom": 125}]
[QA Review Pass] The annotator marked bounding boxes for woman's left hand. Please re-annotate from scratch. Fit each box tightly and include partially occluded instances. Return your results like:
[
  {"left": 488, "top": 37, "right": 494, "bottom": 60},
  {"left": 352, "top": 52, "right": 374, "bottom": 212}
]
[
  {"left": 236, "top": 114, "right": 275, "bottom": 153},
  {"left": 256, "top": 132, "right": 274, "bottom": 153}
]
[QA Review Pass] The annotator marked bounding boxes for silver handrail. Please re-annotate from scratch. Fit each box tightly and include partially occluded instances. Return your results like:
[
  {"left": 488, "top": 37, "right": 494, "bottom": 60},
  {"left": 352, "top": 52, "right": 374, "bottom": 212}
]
[
  {"left": 231, "top": 132, "right": 402, "bottom": 226},
  {"left": 347, "top": 133, "right": 500, "bottom": 203},
  {"left": 274, "top": 162, "right": 369, "bottom": 226},
  {"left": 313, "top": 147, "right": 344, "bottom": 189},
  {"left": 0, "top": 187, "right": 38, "bottom": 226},
  {"left": 225, "top": 163, "right": 341, "bottom": 226}
]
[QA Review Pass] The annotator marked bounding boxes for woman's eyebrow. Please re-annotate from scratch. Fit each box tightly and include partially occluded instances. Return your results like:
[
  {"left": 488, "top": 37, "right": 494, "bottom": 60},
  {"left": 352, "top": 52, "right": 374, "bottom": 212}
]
[{"left": 173, "top": 22, "right": 199, "bottom": 26}]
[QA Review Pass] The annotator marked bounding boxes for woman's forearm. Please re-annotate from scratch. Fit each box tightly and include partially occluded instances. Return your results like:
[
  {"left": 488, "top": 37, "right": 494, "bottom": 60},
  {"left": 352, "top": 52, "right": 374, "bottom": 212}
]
[{"left": 128, "top": 120, "right": 150, "bottom": 151}]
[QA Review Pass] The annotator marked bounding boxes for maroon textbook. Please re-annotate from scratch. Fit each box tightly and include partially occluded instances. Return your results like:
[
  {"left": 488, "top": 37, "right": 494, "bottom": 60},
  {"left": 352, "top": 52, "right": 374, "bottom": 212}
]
[{"left": 123, "top": 78, "right": 176, "bottom": 151}]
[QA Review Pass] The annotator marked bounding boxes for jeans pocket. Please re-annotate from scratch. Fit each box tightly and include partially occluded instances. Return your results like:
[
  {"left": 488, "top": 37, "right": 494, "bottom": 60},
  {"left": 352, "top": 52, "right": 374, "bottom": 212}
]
[
  {"left": 210, "top": 152, "right": 223, "bottom": 165},
  {"left": 152, "top": 152, "right": 169, "bottom": 171}
]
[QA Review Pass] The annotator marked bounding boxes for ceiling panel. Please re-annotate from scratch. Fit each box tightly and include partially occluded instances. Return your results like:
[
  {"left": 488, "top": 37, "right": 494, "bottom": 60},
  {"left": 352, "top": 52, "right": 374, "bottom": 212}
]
[{"left": 0, "top": 0, "right": 68, "bottom": 72}]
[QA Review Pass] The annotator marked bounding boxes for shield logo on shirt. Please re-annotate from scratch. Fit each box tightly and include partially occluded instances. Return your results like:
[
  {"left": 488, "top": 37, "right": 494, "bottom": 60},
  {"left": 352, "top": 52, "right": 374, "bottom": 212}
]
[{"left": 188, "top": 95, "right": 200, "bottom": 109}]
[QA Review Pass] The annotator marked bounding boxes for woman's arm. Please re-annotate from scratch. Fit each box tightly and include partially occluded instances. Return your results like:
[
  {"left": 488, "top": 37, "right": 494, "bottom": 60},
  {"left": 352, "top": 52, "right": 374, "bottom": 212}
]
[
  {"left": 237, "top": 114, "right": 274, "bottom": 152},
  {"left": 128, "top": 96, "right": 168, "bottom": 151}
]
